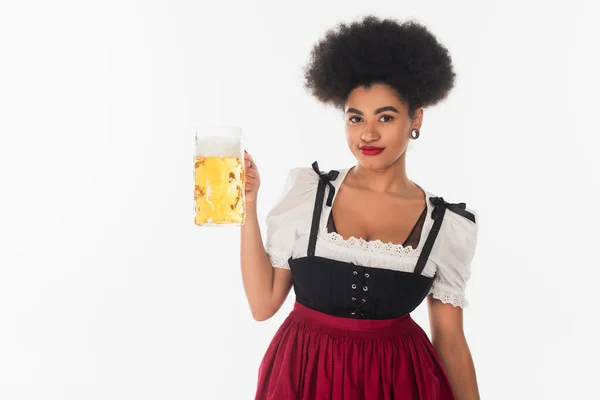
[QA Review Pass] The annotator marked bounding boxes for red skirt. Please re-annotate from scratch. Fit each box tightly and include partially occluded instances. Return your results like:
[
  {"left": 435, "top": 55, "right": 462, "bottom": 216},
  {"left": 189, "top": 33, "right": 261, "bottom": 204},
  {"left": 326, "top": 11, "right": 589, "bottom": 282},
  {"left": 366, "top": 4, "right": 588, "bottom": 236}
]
[{"left": 255, "top": 302, "right": 455, "bottom": 400}]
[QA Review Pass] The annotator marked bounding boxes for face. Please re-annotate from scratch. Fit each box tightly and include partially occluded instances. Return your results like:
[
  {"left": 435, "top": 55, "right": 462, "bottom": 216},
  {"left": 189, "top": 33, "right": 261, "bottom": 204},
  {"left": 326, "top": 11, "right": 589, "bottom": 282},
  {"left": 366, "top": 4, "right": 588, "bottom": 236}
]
[{"left": 344, "top": 83, "right": 423, "bottom": 171}]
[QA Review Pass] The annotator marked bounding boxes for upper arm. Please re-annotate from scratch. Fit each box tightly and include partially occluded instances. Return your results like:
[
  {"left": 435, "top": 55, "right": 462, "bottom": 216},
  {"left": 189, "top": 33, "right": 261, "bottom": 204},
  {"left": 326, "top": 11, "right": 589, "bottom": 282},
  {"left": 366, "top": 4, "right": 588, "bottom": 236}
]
[
  {"left": 428, "top": 206, "right": 479, "bottom": 308},
  {"left": 264, "top": 167, "right": 311, "bottom": 270},
  {"left": 262, "top": 167, "right": 313, "bottom": 317},
  {"left": 426, "top": 203, "right": 479, "bottom": 342}
]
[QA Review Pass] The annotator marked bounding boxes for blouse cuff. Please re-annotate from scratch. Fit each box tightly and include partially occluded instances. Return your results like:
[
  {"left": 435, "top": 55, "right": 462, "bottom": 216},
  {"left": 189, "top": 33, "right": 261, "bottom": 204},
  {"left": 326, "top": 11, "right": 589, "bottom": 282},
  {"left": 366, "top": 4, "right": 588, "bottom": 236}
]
[
  {"left": 267, "top": 252, "right": 291, "bottom": 270},
  {"left": 429, "top": 286, "right": 469, "bottom": 308}
]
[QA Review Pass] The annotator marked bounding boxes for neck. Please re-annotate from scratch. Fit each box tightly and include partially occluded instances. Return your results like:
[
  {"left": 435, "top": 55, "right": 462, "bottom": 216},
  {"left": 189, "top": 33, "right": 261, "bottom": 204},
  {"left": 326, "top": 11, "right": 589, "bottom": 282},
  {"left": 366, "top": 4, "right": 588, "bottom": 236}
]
[{"left": 350, "top": 155, "right": 415, "bottom": 197}]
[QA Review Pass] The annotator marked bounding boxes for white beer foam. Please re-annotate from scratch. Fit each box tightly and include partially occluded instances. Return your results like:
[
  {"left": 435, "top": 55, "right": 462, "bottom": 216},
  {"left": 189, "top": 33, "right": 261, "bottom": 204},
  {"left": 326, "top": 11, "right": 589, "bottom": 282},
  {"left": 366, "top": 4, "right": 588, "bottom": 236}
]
[
  {"left": 195, "top": 126, "right": 243, "bottom": 158},
  {"left": 195, "top": 138, "right": 241, "bottom": 158}
]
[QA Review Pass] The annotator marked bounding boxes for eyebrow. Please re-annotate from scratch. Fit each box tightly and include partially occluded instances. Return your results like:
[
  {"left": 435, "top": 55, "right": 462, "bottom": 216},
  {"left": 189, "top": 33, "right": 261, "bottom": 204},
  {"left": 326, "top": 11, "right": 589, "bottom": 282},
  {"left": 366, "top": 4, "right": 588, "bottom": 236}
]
[{"left": 345, "top": 106, "right": 400, "bottom": 115}]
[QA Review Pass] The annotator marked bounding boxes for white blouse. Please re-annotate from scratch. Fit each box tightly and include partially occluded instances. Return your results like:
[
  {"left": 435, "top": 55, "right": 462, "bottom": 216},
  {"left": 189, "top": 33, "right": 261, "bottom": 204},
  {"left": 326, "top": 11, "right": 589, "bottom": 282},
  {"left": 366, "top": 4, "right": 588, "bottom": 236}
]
[{"left": 264, "top": 166, "right": 479, "bottom": 308}]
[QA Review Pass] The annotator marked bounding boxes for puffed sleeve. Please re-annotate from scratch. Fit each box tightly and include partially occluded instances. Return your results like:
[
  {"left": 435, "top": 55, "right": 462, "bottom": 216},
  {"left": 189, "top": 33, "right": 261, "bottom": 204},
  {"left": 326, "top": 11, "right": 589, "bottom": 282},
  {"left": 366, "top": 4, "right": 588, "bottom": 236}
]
[
  {"left": 428, "top": 206, "right": 479, "bottom": 308},
  {"left": 264, "top": 167, "right": 314, "bottom": 269}
]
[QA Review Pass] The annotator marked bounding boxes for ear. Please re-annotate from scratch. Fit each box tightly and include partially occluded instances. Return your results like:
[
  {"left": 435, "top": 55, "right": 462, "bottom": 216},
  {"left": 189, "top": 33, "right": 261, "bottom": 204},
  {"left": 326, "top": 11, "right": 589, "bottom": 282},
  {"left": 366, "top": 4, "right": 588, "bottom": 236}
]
[{"left": 412, "top": 107, "right": 424, "bottom": 130}]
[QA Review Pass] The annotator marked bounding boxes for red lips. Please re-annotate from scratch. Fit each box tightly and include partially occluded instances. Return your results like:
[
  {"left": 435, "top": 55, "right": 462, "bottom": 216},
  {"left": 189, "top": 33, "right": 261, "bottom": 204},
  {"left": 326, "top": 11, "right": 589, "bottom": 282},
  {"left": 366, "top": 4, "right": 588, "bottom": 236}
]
[{"left": 359, "top": 146, "right": 384, "bottom": 156}]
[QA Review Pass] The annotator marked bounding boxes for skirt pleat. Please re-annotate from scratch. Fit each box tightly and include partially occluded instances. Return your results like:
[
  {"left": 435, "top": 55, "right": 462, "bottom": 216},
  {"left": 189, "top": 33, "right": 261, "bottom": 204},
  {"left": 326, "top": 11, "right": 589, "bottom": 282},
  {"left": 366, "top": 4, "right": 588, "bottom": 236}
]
[{"left": 255, "top": 302, "right": 454, "bottom": 400}]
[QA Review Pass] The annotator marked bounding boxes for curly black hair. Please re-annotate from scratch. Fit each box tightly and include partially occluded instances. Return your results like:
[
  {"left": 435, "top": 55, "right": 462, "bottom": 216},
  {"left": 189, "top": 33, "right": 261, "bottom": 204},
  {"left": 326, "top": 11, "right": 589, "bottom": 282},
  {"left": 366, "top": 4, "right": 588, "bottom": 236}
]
[{"left": 303, "top": 16, "right": 456, "bottom": 118}]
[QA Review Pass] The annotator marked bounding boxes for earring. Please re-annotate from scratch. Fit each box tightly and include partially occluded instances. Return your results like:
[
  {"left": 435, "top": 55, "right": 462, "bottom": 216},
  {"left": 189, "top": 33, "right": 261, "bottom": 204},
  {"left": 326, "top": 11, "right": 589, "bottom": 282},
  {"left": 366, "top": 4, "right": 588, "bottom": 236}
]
[{"left": 411, "top": 128, "right": 420, "bottom": 139}]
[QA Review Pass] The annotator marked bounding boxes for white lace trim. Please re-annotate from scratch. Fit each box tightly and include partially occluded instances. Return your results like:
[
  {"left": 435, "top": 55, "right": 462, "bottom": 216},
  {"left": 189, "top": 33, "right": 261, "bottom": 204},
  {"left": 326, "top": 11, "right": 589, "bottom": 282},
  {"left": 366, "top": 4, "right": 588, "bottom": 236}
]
[
  {"left": 290, "top": 233, "right": 436, "bottom": 277},
  {"left": 429, "top": 287, "right": 469, "bottom": 308},
  {"left": 267, "top": 253, "right": 290, "bottom": 269},
  {"left": 322, "top": 232, "right": 420, "bottom": 257}
]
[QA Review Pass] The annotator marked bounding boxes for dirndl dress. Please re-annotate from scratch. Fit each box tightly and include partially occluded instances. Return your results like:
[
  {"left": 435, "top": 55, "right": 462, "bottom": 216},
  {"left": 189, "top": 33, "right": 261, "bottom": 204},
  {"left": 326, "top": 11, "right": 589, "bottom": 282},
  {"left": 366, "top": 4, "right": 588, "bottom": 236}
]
[{"left": 255, "top": 162, "right": 477, "bottom": 400}]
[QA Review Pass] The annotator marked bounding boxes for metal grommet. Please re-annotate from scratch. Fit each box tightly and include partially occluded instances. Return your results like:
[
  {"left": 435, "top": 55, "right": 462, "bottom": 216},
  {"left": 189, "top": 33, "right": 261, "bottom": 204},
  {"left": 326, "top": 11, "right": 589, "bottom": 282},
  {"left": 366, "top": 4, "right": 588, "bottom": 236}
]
[
  {"left": 352, "top": 297, "right": 356, "bottom": 301},
  {"left": 352, "top": 284, "right": 357, "bottom": 289},
  {"left": 363, "top": 286, "right": 368, "bottom": 291},
  {"left": 362, "top": 298, "right": 366, "bottom": 303},
  {"left": 353, "top": 271, "right": 358, "bottom": 275},
  {"left": 364, "top": 273, "right": 370, "bottom": 278},
  {"left": 351, "top": 311, "right": 356, "bottom": 315}
]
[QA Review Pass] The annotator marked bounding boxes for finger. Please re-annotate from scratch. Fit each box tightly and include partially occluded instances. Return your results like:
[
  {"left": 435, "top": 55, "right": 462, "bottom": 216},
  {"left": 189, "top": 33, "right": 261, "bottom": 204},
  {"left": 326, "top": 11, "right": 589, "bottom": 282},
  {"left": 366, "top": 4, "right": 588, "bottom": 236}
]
[{"left": 245, "top": 158, "right": 256, "bottom": 170}]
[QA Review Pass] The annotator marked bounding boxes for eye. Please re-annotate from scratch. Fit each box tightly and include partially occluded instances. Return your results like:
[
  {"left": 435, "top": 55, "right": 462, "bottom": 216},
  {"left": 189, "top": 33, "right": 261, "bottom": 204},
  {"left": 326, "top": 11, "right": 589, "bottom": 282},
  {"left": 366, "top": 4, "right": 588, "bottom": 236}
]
[{"left": 349, "top": 115, "right": 394, "bottom": 123}]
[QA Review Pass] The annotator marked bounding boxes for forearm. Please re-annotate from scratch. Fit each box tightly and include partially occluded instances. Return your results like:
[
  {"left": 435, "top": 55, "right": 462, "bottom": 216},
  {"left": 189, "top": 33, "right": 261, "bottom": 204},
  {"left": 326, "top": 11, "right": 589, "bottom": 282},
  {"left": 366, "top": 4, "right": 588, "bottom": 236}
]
[
  {"left": 434, "top": 336, "right": 480, "bottom": 400},
  {"left": 240, "top": 201, "right": 276, "bottom": 319}
]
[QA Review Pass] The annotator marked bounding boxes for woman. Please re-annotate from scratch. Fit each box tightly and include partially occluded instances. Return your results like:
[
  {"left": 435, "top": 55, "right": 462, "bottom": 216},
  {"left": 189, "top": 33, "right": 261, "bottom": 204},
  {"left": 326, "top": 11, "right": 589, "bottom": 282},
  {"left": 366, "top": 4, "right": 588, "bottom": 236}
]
[{"left": 240, "top": 16, "right": 480, "bottom": 400}]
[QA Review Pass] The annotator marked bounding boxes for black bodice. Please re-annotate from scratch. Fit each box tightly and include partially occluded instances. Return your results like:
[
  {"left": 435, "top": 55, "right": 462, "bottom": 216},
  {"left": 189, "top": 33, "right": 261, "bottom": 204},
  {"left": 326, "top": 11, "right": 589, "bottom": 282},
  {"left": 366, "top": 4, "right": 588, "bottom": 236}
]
[
  {"left": 289, "top": 256, "right": 435, "bottom": 319},
  {"left": 288, "top": 161, "right": 476, "bottom": 320}
]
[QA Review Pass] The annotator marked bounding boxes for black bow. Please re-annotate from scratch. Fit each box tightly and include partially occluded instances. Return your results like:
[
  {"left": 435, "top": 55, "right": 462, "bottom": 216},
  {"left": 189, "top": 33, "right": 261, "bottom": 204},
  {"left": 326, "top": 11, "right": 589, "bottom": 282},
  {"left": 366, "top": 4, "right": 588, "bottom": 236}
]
[
  {"left": 311, "top": 161, "right": 339, "bottom": 206},
  {"left": 429, "top": 196, "right": 476, "bottom": 224}
]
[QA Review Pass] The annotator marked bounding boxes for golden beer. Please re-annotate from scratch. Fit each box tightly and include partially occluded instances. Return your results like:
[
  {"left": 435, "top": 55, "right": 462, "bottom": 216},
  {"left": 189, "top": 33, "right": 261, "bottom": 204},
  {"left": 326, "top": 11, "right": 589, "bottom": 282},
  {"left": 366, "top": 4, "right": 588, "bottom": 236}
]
[{"left": 194, "top": 156, "right": 245, "bottom": 225}]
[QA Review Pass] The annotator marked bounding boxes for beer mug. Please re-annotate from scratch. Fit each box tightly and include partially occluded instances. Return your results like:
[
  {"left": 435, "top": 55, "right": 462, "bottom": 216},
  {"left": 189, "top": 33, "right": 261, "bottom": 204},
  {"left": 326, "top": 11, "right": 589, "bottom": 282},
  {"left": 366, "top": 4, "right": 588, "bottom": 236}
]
[{"left": 194, "top": 126, "right": 245, "bottom": 226}]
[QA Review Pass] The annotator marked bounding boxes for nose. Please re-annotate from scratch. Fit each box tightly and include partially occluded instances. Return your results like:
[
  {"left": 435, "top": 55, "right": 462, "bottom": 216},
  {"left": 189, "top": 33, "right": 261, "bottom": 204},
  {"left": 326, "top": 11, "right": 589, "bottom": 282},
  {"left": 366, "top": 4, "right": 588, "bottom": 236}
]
[{"left": 361, "top": 129, "right": 380, "bottom": 142}]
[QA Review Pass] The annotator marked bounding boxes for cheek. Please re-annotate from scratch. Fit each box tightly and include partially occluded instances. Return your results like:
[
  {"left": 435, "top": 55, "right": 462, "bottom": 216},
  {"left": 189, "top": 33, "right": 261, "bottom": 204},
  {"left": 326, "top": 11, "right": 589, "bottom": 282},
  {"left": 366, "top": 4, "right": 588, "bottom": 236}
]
[
  {"left": 381, "top": 132, "right": 410, "bottom": 156},
  {"left": 393, "top": 138, "right": 411, "bottom": 154},
  {"left": 391, "top": 133, "right": 409, "bottom": 148}
]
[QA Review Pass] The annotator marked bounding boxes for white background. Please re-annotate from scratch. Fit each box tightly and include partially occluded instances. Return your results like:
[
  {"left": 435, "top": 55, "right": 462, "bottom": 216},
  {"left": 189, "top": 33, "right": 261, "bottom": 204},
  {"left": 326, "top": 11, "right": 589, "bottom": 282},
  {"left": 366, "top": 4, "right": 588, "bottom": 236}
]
[{"left": 1, "top": 0, "right": 599, "bottom": 399}]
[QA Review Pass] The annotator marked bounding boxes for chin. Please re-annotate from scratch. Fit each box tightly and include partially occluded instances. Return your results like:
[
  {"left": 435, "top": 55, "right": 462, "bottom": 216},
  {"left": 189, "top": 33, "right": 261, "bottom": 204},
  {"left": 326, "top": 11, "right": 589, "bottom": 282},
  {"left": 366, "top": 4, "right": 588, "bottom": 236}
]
[{"left": 356, "top": 156, "right": 392, "bottom": 170}]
